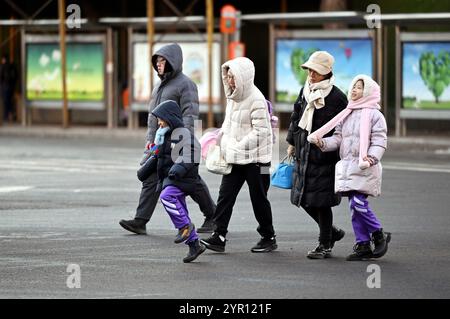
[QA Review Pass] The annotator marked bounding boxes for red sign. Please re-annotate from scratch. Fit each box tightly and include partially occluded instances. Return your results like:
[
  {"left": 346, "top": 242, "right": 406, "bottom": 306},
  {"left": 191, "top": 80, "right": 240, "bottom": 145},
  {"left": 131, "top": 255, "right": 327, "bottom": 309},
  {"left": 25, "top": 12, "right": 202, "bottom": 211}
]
[
  {"left": 229, "top": 41, "right": 245, "bottom": 59},
  {"left": 220, "top": 4, "right": 237, "bottom": 34}
]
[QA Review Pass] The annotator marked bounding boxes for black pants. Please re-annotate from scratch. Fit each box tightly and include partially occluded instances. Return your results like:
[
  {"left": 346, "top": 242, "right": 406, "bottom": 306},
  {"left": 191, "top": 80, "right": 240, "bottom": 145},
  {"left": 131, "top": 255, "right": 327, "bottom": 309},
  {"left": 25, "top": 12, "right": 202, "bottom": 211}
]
[
  {"left": 302, "top": 206, "right": 333, "bottom": 246},
  {"left": 135, "top": 172, "right": 216, "bottom": 222},
  {"left": 214, "top": 163, "right": 275, "bottom": 239}
]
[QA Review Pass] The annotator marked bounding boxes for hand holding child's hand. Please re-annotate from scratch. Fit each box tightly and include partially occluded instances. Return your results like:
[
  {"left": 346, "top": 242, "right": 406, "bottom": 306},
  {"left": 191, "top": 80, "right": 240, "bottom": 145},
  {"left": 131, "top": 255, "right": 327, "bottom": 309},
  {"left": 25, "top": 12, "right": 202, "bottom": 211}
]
[
  {"left": 363, "top": 156, "right": 377, "bottom": 166},
  {"left": 315, "top": 137, "right": 324, "bottom": 149}
]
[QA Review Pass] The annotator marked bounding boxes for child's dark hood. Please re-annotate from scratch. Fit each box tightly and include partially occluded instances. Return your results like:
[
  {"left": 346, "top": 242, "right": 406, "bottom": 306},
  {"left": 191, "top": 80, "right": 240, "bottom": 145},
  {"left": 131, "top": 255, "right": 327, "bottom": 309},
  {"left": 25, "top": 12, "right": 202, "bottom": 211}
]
[{"left": 151, "top": 100, "right": 184, "bottom": 129}]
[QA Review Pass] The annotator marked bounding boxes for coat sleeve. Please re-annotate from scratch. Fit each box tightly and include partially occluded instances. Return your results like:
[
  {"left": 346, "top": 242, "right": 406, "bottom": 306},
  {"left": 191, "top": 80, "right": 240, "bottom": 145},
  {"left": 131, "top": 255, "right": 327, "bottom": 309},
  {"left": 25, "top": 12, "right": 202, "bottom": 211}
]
[
  {"left": 146, "top": 87, "right": 159, "bottom": 143},
  {"left": 286, "top": 90, "right": 303, "bottom": 146},
  {"left": 169, "top": 130, "right": 200, "bottom": 179},
  {"left": 179, "top": 79, "right": 199, "bottom": 136},
  {"left": 321, "top": 121, "right": 343, "bottom": 152},
  {"left": 367, "top": 111, "right": 388, "bottom": 161},
  {"left": 219, "top": 103, "right": 232, "bottom": 151}
]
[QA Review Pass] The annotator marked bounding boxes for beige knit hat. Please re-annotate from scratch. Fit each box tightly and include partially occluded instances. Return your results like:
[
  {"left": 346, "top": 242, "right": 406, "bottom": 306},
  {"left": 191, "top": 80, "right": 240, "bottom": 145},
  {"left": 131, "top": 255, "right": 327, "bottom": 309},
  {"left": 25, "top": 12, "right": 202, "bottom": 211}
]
[{"left": 301, "top": 51, "right": 334, "bottom": 75}]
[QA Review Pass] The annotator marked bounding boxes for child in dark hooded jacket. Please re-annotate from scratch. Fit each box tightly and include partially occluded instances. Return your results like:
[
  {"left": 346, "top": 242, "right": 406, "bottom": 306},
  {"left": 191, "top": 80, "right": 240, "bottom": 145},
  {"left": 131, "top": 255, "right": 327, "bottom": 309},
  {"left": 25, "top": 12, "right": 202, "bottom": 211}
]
[{"left": 145, "top": 100, "right": 206, "bottom": 263}]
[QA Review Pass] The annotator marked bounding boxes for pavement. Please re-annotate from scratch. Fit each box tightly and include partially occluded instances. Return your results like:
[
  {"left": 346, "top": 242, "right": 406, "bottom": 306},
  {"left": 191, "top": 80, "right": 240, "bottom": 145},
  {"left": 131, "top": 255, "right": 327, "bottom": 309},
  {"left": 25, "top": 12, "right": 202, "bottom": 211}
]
[{"left": 1, "top": 124, "right": 450, "bottom": 300}]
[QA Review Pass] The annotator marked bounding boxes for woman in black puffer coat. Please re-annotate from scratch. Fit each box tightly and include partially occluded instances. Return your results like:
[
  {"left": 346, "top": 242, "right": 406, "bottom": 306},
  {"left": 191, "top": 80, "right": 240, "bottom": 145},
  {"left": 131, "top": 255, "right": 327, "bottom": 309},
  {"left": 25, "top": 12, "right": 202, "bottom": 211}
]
[{"left": 286, "top": 51, "right": 348, "bottom": 259}]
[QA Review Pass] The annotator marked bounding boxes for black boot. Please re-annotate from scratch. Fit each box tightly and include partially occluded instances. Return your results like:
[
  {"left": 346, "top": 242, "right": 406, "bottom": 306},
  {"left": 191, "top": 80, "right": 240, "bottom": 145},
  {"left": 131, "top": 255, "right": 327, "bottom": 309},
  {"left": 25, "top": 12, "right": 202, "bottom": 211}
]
[
  {"left": 372, "top": 229, "right": 391, "bottom": 258},
  {"left": 346, "top": 242, "right": 373, "bottom": 261},
  {"left": 119, "top": 218, "right": 147, "bottom": 235},
  {"left": 197, "top": 218, "right": 215, "bottom": 233},
  {"left": 183, "top": 240, "right": 206, "bottom": 263},
  {"left": 330, "top": 227, "right": 345, "bottom": 248}
]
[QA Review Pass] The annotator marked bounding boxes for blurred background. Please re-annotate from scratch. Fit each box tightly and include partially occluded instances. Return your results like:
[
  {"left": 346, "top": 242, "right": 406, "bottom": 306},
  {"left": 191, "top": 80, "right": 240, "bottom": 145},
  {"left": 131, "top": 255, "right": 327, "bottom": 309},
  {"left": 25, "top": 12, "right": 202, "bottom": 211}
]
[{"left": 0, "top": 0, "right": 449, "bottom": 136}]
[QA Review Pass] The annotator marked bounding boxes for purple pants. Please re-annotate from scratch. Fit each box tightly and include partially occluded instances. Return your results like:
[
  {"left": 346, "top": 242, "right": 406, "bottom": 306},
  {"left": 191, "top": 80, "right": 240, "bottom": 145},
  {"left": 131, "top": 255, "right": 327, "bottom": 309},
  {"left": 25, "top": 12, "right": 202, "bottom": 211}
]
[
  {"left": 160, "top": 185, "right": 198, "bottom": 244},
  {"left": 348, "top": 192, "right": 382, "bottom": 243}
]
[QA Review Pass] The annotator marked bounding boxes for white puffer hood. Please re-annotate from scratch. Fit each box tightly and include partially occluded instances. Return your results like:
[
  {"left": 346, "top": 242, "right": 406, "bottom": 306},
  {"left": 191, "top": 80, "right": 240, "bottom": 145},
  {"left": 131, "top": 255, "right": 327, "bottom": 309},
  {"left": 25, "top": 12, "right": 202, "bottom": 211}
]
[{"left": 222, "top": 57, "right": 255, "bottom": 102}]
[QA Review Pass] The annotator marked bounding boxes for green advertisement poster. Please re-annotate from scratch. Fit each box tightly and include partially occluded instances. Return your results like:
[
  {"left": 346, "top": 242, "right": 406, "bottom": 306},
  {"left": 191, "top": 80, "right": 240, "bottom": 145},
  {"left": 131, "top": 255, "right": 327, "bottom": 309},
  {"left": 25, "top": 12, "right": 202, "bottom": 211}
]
[
  {"left": 402, "top": 42, "right": 450, "bottom": 109},
  {"left": 26, "top": 43, "right": 104, "bottom": 101}
]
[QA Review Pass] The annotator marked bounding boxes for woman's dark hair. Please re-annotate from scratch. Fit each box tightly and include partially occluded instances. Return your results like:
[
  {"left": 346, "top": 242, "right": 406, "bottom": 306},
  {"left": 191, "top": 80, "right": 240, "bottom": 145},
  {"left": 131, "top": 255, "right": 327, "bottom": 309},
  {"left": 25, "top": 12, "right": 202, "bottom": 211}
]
[{"left": 324, "top": 72, "right": 333, "bottom": 80}]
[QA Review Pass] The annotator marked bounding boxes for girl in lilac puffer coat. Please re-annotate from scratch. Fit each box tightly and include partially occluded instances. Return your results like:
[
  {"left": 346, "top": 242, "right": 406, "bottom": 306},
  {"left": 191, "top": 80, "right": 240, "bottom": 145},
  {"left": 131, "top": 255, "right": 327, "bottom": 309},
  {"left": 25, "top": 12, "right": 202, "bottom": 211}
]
[{"left": 308, "top": 74, "right": 391, "bottom": 261}]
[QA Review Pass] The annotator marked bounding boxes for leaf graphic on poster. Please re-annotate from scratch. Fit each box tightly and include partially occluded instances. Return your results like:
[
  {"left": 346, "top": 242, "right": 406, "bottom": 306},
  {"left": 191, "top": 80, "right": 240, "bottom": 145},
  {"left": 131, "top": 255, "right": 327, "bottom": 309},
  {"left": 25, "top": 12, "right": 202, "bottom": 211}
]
[
  {"left": 290, "top": 48, "right": 319, "bottom": 86},
  {"left": 419, "top": 51, "right": 450, "bottom": 103}
]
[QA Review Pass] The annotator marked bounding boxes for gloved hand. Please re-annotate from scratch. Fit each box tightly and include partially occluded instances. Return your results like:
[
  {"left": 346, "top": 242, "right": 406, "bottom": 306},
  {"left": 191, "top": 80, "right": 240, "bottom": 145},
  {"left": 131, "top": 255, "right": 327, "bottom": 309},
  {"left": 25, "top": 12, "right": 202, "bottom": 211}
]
[
  {"left": 140, "top": 149, "right": 151, "bottom": 165},
  {"left": 168, "top": 167, "right": 181, "bottom": 180}
]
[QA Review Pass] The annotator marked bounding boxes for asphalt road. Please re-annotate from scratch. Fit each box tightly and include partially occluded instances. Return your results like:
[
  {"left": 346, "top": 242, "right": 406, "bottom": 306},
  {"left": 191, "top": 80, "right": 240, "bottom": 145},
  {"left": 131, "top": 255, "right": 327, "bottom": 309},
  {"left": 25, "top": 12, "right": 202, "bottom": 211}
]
[{"left": 1, "top": 132, "right": 450, "bottom": 299}]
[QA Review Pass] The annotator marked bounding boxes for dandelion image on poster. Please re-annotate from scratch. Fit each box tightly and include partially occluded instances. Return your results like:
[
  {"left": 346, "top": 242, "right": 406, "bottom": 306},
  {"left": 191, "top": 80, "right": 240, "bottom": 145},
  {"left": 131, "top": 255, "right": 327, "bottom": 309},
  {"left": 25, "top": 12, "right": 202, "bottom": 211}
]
[
  {"left": 402, "top": 42, "right": 450, "bottom": 109},
  {"left": 276, "top": 39, "right": 373, "bottom": 103},
  {"left": 26, "top": 43, "right": 104, "bottom": 101}
]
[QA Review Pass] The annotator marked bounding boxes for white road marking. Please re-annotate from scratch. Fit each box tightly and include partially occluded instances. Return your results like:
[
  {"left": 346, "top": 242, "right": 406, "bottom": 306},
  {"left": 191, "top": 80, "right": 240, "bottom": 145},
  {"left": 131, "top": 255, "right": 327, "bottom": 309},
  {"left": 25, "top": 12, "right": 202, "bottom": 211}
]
[
  {"left": 383, "top": 162, "right": 450, "bottom": 174},
  {"left": 0, "top": 186, "right": 34, "bottom": 193}
]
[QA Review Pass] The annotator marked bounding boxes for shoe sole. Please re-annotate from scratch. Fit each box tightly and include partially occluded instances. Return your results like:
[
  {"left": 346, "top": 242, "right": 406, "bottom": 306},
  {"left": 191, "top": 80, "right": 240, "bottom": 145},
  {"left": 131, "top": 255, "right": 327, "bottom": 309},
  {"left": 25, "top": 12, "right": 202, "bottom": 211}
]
[
  {"left": 307, "top": 253, "right": 332, "bottom": 259},
  {"left": 183, "top": 245, "right": 207, "bottom": 263},
  {"left": 200, "top": 239, "right": 225, "bottom": 252},
  {"left": 346, "top": 255, "right": 374, "bottom": 261},
  {"left": 119, "top": 221, "right": 146, "bottom": 235},
  {"left": 251, "top": 244, "right": 278, "bottom": 253},
  {"left": 174, "top": 223, "right": 195, "bottom": 244}
]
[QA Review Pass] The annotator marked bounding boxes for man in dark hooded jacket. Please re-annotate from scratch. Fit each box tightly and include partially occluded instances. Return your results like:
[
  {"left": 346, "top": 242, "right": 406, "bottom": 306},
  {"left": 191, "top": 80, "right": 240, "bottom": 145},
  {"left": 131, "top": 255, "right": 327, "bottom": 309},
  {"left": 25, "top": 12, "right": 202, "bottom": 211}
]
[{"left": 119, "top": 43, "right": 216, "bottom": 235}]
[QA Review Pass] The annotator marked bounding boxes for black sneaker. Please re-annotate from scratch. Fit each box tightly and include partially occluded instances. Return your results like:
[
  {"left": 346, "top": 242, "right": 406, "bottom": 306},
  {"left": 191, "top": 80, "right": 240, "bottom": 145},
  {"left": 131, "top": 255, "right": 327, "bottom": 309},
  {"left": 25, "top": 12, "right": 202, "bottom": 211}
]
[
  {"left": 183, "top": 240, "right": 206, "bottom": 263},
  {"left": 200, "top": 232, "right": 226, "bottom": 252},
  {"left": 372, "top": 229, "right": 391, "bottom": 258},
  {"left": 346, "top": 242, "right": 373, "bottom": 261},
  {"left": 330, "top": 227, "right": 345, "bottom": 249},
  {"left": 174, "top": 223, "right": 195, "bottom": 244},
  {"left": 307, "top": 244, "right": 332, "bottom": 259},
  {"left": 251, "top": 237, "right": 277, "bottom": 253},
  {"left": 197, "top": 218, "right": 215, "bottom": 233},
  {"left": 119, "top": 218, "right": 147, "bottom": 235}
]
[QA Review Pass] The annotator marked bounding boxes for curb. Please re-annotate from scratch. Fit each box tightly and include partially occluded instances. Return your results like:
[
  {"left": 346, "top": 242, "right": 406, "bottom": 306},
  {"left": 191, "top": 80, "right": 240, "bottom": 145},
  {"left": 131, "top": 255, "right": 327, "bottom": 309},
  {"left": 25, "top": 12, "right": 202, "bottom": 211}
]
[{"left": 1, "top": 125, "right": 450, "bottom": 148}]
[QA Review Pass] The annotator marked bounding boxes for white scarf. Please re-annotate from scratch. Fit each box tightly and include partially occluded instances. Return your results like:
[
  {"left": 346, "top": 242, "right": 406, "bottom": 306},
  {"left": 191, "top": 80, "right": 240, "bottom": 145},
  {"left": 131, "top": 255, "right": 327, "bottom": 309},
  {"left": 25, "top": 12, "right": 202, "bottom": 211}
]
[{"left": 298, "top": 75, "right": 335, "bottom": 133}]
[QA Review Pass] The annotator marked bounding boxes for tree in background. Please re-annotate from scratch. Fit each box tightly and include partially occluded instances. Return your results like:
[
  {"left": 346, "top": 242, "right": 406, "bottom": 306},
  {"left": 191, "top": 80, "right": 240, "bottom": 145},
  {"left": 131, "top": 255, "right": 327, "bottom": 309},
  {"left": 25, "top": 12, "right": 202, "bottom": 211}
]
[
  {"left": 419, "top": 51, "right": 450, "bottom": 103},
  {"left": 290, "top": 48, "right": 319, "bottom": 86}
]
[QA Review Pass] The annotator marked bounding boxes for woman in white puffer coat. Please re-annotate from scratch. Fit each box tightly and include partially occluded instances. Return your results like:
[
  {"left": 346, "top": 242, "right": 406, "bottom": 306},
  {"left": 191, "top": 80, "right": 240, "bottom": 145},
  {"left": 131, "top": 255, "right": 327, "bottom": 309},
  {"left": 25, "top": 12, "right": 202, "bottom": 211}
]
[
  {"left": 308, "top": 74, "right": 391, "bottom": 261},
  {"left": 201, "top": 57, "right": 277, "bottom": 254}
]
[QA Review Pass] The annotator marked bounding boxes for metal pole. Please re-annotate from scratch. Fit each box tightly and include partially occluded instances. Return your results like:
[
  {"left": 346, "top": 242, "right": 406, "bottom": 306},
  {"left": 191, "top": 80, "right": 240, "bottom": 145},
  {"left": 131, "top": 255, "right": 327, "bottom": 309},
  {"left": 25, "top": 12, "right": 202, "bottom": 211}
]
[
  {"left": 269, "top": 23, "right": 275, "bottom": 107},
  {"left": 147, "top": 0, "right": 154, "bottom": 103},
  {"left": 383, "top": 25, "right": 388, "bottom": 123},
  {"left": 127, "top": 26, "right": 136, "bottom": 129},
  {"left": 206, "top": 0, "right": 214, "bottom": 128},
  {"left": 20, "top": 27, "right": 27, "bottom": 126},
  {"left": 58, "top": 0, "right": 69, "bottom": 128},
  {"left": 395, "top": 25, "right": 402, "bottom": 137},
  {"left": 0, "top": 25, "right": 2, "bottom": 126},
  {"left": 106, "top": 28, "right": 114, "bottom": 128}
]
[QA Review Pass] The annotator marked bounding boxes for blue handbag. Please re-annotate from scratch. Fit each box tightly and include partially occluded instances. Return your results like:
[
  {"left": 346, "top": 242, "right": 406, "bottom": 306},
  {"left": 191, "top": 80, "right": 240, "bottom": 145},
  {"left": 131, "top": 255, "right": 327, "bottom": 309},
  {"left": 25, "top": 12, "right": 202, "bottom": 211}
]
[{"left": 271, "top": 156, "right": 294, "bottom": 189}]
